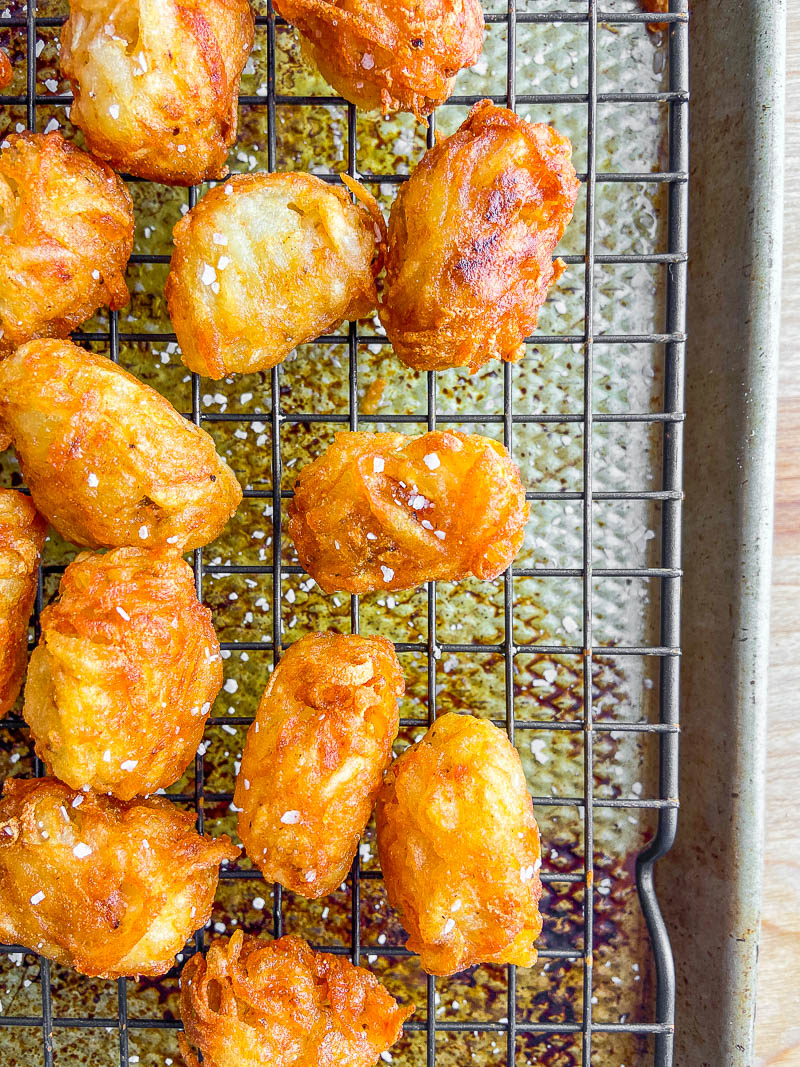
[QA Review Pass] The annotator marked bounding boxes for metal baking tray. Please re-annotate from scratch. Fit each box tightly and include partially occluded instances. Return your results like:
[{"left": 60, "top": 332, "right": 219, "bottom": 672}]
[{"left": 0, "top": 0, "right": 783, "bottom": 1064}]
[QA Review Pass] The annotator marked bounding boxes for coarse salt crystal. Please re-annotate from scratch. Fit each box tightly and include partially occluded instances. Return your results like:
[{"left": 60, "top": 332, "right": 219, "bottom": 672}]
[
  {"left": 529, "top": 739, "right": 548, "bottom": 764},
  {"left": 217, "top": 255, "right": 230, "bottom": 270},
  {"left": 177, "top": 144, "right": 186, "bottom": 153},
  {"left": 71, "top": 795, "right": 84, "bottom": 807},
  {"left": 361, "top": 52, "right": 374, "bottom": 69},
  {"left": 423, "top": 452, "right": 440, "bottom": 470},
  {"left": 304, "top": 869, "right": 316, "bottom": 882},
  {"left": 87, "top": 472, "right": 99, "bottom": 487},
  {"left": 452, "top": 899, "right": 462, "bottom": 912},
  {"left": 102, "top": 749, "right": 111, "bottom": 762},
  {"left": 443, "top": 917, "right": 456, "bottom": 935},
  {"left": 116, "top": 606, "right": 130, "bottom": 621},
  {"left": 108, "top": 104, "right": 120, "bottom": 119},
  {"left": 380, "top": 565, "right": 394, "bottom": 583},
  {"left": 91, "top": 269, "right": 101, "bottom": 281},
  {"left": 372, "top": 456, "right": 385, "bottom": 473},
  {"left": 30, "top": 891, "right": 45, "bottom": 905},
  {"left": 212, "top": 232, "right": 228, "bottom": 245},
  {"left": 138, "top": 524, "right": 148, "bottom": 539},
  {"left": 201, "top": 263, "right": 216, "bottom": 286},
  {"left": 120, "top": 759, "right": 138, "bottom": 772},
  {"left": 73, "top": 842, "right": 92, "bottom": 859},
  {"left": 252, "top": 896, "right": 265, "bottom": 910},
  {"left": 280, "top": 810, "right": 300, "bottom": 824}
]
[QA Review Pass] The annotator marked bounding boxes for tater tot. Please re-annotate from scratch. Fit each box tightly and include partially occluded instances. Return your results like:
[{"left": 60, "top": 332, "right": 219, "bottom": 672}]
[
  {"left": 0, "top": 777, "right": 239, "bottom": 977},
  {"left": 234, "top": 631, "right": 403, "bottom": 897},
  {"left": 61, "top": 0, "right": 255, "bottom": 185},
  {"left": 379, "top": 100, "right": 580, "bottom": 372},
  {"left": 376, "top": 712, "right": 543, "bottom": 975},
  {"left": 23, "top": 547, "right": 222, "bottom": 800},
  {"left": 165, "top": 172, "right": 384, "bottom": 378},
  {"left": 0, "top": 339, "right": 242, "bottom": 550},
  {"left": 274, "top": 0, "right": 484, "bottom": 121},
  {"left": 0, "top": 49, "right": 11, "bottom": 91},
  {"left": 641, "top": 0, "right": 668, "bottom": 32},
  {"left": 0, "top": 490, "right": 46, "bottom": 716},
  {"left": 287, "top": 430, "right": 528, "bottom": 594},
  {"left": 179, "top": 931, "right": 413, "bottom": 1067},
  {"left": 0, "top": 131, "right": 134, "bottom": 357}
]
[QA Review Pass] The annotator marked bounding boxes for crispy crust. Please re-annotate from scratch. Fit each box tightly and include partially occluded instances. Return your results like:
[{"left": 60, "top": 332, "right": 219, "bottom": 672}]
[
  {"left": 0, "top": 490, "right": 46, "bottom": 717},
  {"left": 379, "top": 100, "right": 580, "bottom": 372},
  {"left": 0, "top": 777, "right": 239, "bottom": 978},
  {"left": 0, "top": 131, "right": 134, "bottom": 357},
  {"left": 61, "top": 0, "right": 255, "bottom": 185},
  {"left": 0, "top": 339, "right": 242, "bottom": 550},
  {"left": 234, "top": 631, "right": 403, "bottom": 897},
  {"left": 166, "top": 172, "right": 384, "bottom": 378},
  {"left": 274, "top": 0, "right": 484, "bottom": 120},
  {"left": 640, "top": 0, "right": 668, "bottom": 32},
  {"left": 287, "top": 429, "right": 529, "bottom": 593},
  {"left": 178, "top": 931, "right": 413, "bottom": 1067},
  {"left": 375, "top": 712, "right": 543, "bottom": 976},
  {"left": 23, "top": 547, "right": 222, "bottom": 800},
  {"left": 0, "top": 49, "right": 11, "bottom": 91}
]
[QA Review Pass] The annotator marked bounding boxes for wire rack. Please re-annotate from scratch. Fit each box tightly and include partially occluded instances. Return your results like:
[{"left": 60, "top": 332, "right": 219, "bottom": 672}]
[{"left": 0, "top": 0, "right": 688, "bottom": 1064}]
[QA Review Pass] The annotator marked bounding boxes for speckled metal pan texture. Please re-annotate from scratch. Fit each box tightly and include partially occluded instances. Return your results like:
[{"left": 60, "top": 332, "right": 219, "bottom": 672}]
[
  {"left": 660, "top": 1, "right": 784, "bottom": 1065},
  {"left": 0, "top": 1, "right": 727, "bottom": 1065}
]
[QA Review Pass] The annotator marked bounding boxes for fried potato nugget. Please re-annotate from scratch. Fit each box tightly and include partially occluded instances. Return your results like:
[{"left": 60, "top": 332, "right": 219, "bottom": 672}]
[
  {"left": 234, "top": 632, "right": 403, "bottom": 897},
  {"left": 61, "top": 0, "right": 255, "bottom": 185},
  {"left": 641, "top": 0, "right": 668, "bottom": 32},
  {"left": 0, "top": 490, "right": 46, "bottom": 717},
  {"left": 166, "top": 172, "right": 384, "bottom": 378},
  {"left": 0, "top": 131, "right": 134, "bottom": 357},
  {"left": 179, "top": 931, "right": 413, "bottom": 1067},
  {"left": 379, "top": 100, "right": 580, "bottom": 372},
  {"left": 0, "top": 49, "right": 11, "bottom": 91},
  {"left": 376, "top": 712, "right": 543, "bottom": 976},
  {"left": 23, "top": 547, "right": 222, "bottom": 800},
  {"left": 0, "top": 777, "right": 239, "bottom": 977},
  {"left": 274, "top": 0, "right": 484, "bottom": 121},
  {"left": 288, "top": 430, "right": 528, "bottom": 594},
  {"left": 0, "top": 339, "right": 242, "bottom": 550}
]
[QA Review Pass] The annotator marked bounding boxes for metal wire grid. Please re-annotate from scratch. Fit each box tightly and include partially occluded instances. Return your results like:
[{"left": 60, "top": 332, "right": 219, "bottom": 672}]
[{"left": 0, "top": 0, "right": 688, "bottom": 1064}]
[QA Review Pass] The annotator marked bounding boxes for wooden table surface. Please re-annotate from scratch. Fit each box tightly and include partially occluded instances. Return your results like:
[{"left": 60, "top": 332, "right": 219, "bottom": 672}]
[{"left": 753, "top": 5, "right": 800, "bottom": 1064}]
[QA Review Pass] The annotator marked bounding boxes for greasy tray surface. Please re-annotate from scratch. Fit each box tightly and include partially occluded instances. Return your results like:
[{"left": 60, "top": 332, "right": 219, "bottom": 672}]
[{"left": 0, "top": 2, "right": 685, "bottom": 1065}]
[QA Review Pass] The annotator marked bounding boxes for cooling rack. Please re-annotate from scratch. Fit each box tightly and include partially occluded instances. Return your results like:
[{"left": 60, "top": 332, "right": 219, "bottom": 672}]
[{"left": 0, "top": 1, "right": 688, "bottom": 1064}]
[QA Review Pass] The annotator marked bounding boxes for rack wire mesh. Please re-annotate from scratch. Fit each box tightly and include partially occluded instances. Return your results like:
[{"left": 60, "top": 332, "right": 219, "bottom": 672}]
[{"left": 0, "top": 0, "right": 688, "bottom": 1064}]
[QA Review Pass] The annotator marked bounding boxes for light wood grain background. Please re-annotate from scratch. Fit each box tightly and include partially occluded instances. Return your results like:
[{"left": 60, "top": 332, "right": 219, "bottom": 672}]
[{"left": 752, "top": 5, "right": 800, "bottom": 1065}]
